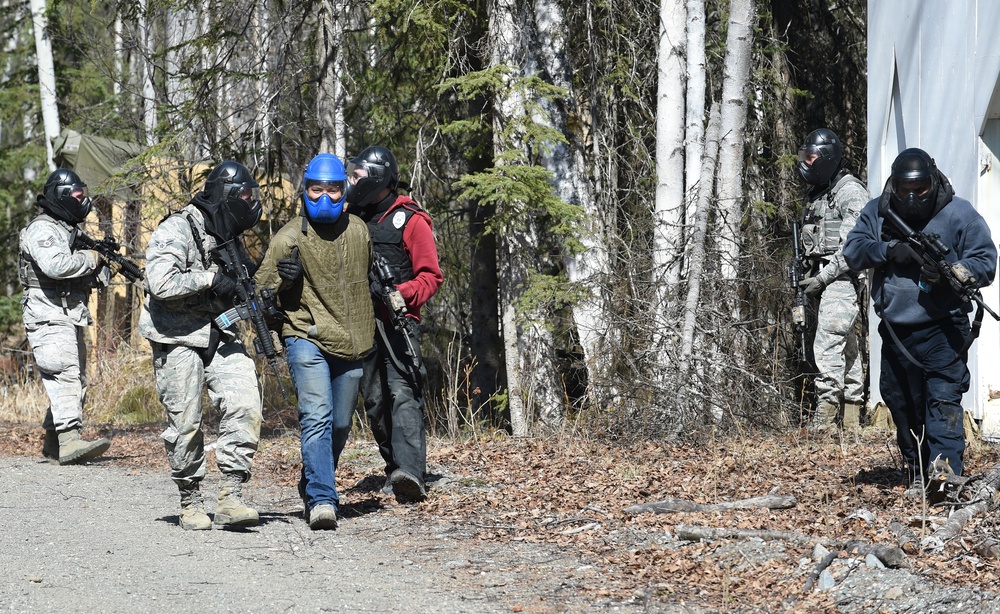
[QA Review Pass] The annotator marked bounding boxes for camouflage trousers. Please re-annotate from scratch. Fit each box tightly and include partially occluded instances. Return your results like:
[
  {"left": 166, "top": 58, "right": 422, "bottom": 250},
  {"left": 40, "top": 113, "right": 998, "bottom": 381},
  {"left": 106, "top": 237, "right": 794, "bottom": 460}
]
[
  {"left": 152, "top": 340, "right": 262, "bottom": 489},
  {"left": 813, "top": 279, "right": 864, "bottom": 406},
  {"left": 26, "top": 321, "right": 88, "bottom": 433}
]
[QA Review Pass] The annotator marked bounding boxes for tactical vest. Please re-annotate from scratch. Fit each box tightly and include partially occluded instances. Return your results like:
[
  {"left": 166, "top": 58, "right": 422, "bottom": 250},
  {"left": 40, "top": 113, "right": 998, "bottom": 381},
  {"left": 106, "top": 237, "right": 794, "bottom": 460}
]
[
  {"left": 800, "top": 175, "right": 865, "bottom": 259},
  {"left": 18, "top": 214, "right": 94, "bottom": 292},
  {"left": 367, "top": 201, "right": 421, "bottom": 285}
]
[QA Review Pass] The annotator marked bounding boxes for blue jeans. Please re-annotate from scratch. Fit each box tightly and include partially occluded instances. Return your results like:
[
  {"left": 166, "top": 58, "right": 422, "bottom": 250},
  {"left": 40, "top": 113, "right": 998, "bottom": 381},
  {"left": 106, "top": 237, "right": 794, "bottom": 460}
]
[{"left": 285, "top": 337, "right": 362, "bottom": 510}]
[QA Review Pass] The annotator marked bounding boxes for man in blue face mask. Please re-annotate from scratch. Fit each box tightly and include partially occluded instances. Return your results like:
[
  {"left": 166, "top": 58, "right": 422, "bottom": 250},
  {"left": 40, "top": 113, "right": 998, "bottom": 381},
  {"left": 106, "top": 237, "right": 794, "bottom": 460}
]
[{"left": 255, "top": 153, "right": 375, "bottom": 530}]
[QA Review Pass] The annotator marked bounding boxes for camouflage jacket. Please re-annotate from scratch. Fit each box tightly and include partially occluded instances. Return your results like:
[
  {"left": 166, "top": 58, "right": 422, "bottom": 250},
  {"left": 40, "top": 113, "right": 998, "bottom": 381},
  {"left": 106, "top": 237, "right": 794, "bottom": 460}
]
[
  {"left": 800, "top": 173, "right": 869, "bottom": 286},
  {"left": 18, "top": 213, "right": 101, "bottom": 328},
  {"left": 139, "top": 204, "right": 230, "bottom": 347}
]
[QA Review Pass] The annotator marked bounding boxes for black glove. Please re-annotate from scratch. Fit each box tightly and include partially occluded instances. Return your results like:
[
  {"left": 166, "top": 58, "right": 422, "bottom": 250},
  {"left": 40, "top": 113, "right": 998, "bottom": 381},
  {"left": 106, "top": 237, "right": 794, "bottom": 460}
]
[
  {"left": 920, "top": 261, "right": 941, "bottom": 285},
  {"left": 211, "top": 271, "right": 239, "bottom": 299},
  {"left": 886, "top": 241, "right": 921, "bottom": 265},
  {"left": 276, "top": 257, "right": 303, "bottom": 281},
  {"left": 798, "top": 276, "right": 824, "bottom": 299},
  {"left": 370, "top": 280, "right": 382, "bottom": 299}
]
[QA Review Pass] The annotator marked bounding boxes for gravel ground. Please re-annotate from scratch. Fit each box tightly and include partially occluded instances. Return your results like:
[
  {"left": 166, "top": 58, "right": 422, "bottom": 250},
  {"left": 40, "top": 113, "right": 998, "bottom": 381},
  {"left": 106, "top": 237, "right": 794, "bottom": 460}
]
[{"left": 0, "top": 457, "right": 650, "bottom": 614}]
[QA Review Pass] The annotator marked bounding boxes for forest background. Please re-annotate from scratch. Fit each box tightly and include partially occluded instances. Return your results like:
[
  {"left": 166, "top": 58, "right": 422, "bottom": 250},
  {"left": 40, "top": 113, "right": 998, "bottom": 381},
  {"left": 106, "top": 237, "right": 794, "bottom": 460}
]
[{"left": 0, "top": 0, "right": 868, "bottom": 438}]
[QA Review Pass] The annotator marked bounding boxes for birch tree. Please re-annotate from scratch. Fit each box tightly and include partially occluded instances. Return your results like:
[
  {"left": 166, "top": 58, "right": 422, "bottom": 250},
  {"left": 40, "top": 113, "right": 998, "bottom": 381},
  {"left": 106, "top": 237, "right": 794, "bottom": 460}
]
[
  {"left": 137, "top": 0, "right": 157, "bottom": 147},
  {"left": 715, "top": 0, "right": 755, "bottom": 284},
  {"left": 653, "top": 0, "right": 686, "bottom": 296},
  {"left": 530, "top": 0, "right": 612, "bottom": 407},
  {"left": 683, "top": 0, "right": 706, "bottom": 234},
  {"left": 480, "top": 0, "right": 572, "bottom": 434},
  {"left": 29, "top": 0, "right": 59, "bottom": 169},
  {"left": 317, "top": 0, "right": 346, "bottom": 158}
]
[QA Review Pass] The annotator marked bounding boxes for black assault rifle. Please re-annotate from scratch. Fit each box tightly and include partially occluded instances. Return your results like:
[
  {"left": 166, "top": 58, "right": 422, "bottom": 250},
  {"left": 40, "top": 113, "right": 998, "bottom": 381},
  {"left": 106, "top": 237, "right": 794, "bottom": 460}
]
[
  {"left": 72, "top": 230, "right": 144, "bottom": 283},
  {"left": 211, "top": 238, "right": 289, "bottom": 399},
  {"left": 881, "top": 204, "right": 1000, "bottom": 321},
  {"left": 370, "top": 252, "right": 422, "bottom": 378},
  {"left": 788, "top": 221, "right": 809, "bottom": 359}
]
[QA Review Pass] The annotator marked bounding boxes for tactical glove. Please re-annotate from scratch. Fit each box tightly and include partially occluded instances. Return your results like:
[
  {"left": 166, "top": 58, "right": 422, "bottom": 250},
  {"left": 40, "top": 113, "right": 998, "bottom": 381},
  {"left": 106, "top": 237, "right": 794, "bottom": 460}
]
[
  {"left": 276, "top": 257, "right": 303, "bottom": 281},
  {"left": 211, "top": 271, "right": 239, "bottom": 300},
  {"left": 798, "top": 276, "right": 825, "bottom": 299},
  {"left": 886, "top": 241, "right": 921, "bottom": 265},
  {"left": 920, "top": 261, "right": 941, "bottom": 285}
]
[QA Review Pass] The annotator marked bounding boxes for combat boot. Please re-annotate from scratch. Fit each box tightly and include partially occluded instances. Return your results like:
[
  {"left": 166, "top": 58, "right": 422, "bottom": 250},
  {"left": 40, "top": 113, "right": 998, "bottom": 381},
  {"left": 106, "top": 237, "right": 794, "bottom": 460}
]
[
  {"left": 808, "top": 401, "right": 839, "bottom": 433},
  {"left": 214, "top": 472, "right": 259, "bottom": 527},
  {"left": 842, "top": 402, "right": 863, "bottom": 433},
  {"left": 179, "top": 485, "right": 212, "bottom": 531},
  {"left": 57, "top": 429, "right": 111, "bottom": 465},
  {"left": 42, "top": 429, "right": 59, "bottom": 462}
]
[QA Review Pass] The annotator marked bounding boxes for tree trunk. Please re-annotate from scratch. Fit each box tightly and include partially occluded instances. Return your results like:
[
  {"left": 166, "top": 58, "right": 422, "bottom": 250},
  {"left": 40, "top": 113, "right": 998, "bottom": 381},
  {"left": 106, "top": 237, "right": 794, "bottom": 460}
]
[
  {"left": 490, "top": 0, "right": 565, "bottom": 435},
  {"left": 138, "top": 0, "right": 158, "bottom": 147},
  {"left": 531, "top": 0, "right": 611, "bottom": 409},
  {"left": 317, "top": 0, "right": 346, "bottom": 157},
  {"left": 679, "top": 103, "right": 721, "bottom": 373},
  {"left": 683, "top": 0, "right": 706, "bottom": 239},
  {"left": 28, "top": 0, "right": 60, "bottom": 169},
  {"left": 653, "top": 0, "right": 686, "bottom": 296},
  {"left": 714, "top": 0, "right": 755, "bottom": 283}
]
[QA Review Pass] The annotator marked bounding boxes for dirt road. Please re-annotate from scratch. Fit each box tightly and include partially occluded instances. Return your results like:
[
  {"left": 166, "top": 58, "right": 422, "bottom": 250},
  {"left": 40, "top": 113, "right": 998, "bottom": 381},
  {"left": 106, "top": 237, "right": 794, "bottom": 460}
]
[{"left": 0, "top": 457, "right": 628, "bottom": 613}]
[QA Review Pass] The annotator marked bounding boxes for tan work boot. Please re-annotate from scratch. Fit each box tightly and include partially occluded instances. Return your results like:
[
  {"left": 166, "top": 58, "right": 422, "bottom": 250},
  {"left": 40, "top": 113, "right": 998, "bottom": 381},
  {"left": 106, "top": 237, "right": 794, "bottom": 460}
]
[
  {"left": 214, "top": 472, "right": 259, "bottom": 527},
  {"left": 42, "top": 429, "right": 59, "bottom": 462},
  {"left": 57, "top": 429, "right": 111, "bottom": 465},
  {"left": 808, "top": 401, "right": 839, "bottom": 433},
  {"left": 843, "top": 402, "right": 863, "bottom": 432},
  {"left": 179, "top": 485, "right": 212, "bottom": 531}
]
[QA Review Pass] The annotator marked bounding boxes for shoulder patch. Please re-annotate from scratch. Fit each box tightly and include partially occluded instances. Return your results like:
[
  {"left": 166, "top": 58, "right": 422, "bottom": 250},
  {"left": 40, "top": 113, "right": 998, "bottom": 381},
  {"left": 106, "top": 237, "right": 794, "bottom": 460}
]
[
  {"left": 36, "top": 236, "right": 56, "bottom": 249},
  {"left": 392, "top": 210, "right": 408, "bottom": 229}
]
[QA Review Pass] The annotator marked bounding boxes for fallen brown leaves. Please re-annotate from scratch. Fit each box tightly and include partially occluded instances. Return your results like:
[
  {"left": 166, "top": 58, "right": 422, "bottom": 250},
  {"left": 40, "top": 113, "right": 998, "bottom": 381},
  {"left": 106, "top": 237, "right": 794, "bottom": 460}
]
[{"left": 3, "top": 419, "right": 999, "bottom": 610}]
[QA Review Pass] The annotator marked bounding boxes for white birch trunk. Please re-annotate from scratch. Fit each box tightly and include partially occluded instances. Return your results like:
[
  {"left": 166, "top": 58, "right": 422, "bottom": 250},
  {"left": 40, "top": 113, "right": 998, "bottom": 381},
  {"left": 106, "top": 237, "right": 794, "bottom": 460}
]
[
  {"left": 138, "top": 0, "right": 157, "bottom": 147},
  {"left": 531, "top": 0, "right": 611, "bottom": 408},
  {"left": 318, "top": 0, "right": 346, "bottom": 157},
  {"left": 653, "top": 0, "right": 686, "bottom": 298},
  {"left": 166, "top": 7, "right": 198, "bottom": 156},
  {"left": 715, "top": 0, "right": 755, "bottom": 282},
  {"left": 683, "top": 0, "right": 706, "bottom": 238},
  {"left": 491, "top": 0, "right": 564, "bottom": 435},
  {"left": 29, "top": 0, "right": 60, "bottom": 169},
  {"left": 679, "top": 102, "right": 721, "bottom": 373}
]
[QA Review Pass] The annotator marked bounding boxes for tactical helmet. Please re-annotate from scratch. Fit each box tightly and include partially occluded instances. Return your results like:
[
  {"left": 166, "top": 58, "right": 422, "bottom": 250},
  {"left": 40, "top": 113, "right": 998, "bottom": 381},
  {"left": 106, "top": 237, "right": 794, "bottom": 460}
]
[
  {"left": 889, "top": 148, "right": 938, "bottom": 222},
  {"left": 302, "top": 154, "right": 347, "bottom": 223},
  {"left": 202, "top": 160, "right": 262, "bottom": 236},
  {"left": 797, "top": 128, "right": 845, "bottom": 186},
  {"left": 346, "top": 146, "right": 399, "bottom": 209},
  {"left": 39, "top": 168, "right": 91, "bottom": 223}
]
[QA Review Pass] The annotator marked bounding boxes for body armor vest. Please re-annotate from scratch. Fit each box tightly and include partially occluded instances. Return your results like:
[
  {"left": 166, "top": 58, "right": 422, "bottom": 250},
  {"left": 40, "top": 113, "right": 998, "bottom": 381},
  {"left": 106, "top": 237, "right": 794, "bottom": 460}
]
[
  {"left": 18, "top": 215, "right": 93, "bottom": 292},
  {"left": 800, "top": 175, "right": 865, "bottom": 259},
  {"left": 366, "top": 203, "right": 420, "bottom": 284}
]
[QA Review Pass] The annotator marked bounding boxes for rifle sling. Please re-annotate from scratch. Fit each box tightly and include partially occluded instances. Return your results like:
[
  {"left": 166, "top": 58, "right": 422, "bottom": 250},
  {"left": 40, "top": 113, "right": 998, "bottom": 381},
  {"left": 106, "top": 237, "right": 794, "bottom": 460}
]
[
  {"left": 880, "top": 304, "right": 984, "bottom": 371},
  {"left": 374, "top": 319, "right": 422, "bottom": 385}
]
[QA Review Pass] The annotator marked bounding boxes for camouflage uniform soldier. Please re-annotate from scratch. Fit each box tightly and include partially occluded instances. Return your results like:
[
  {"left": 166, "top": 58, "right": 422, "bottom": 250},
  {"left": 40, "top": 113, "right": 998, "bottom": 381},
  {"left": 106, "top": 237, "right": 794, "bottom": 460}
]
[
  {"left": 796, "top": 129, "right": 869, "bottom": 432},
  {"left": 19, "top": 169, "right": 111, "bottom": 464},
  {"left": 139, "top": 161, "right": 263, "bottom": 531}
]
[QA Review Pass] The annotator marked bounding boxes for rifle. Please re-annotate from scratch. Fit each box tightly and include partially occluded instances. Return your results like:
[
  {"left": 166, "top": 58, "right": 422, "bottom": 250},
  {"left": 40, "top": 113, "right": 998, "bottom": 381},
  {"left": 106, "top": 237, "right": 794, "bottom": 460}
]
[
  {"left": 72, "top": 230, "right": 144, "bottom": 283},
  {"left": 881, "top": 204, "right": 1000, "bottom": 321},
  {"left": 211, "top": 238, "right": 289, "bottom": 399},
  {"left": 788, "top": 221, "right": 809, "bottom": 359},
  {"left": 370, "top": 252, "right": 422, "bottom": 377}
]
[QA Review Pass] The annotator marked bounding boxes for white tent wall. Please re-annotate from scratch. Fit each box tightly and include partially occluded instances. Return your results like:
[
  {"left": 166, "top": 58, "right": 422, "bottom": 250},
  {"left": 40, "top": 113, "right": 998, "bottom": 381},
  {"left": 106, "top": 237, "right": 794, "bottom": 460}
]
[{"left": 867, "top": 0, "right": 1000, "bottom": 420}]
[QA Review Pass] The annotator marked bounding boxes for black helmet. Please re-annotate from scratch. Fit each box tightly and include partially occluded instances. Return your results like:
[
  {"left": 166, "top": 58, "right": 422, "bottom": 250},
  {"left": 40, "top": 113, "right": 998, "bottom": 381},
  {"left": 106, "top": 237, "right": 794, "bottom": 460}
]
[
  {"left": 38, "top": 168, "right": 92, "bottom": 223},
  {"left": 346, "top": 146, "right": 399, "bottom": 209},
  {"left": 890, "top": 148, "right": 939, "bottom": 222},
  {"left": 797, "top": 128, "right": 845, "bottom": 186},
  {"left": 197, "top": 160, "right": 262, "bottom": 240}
]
